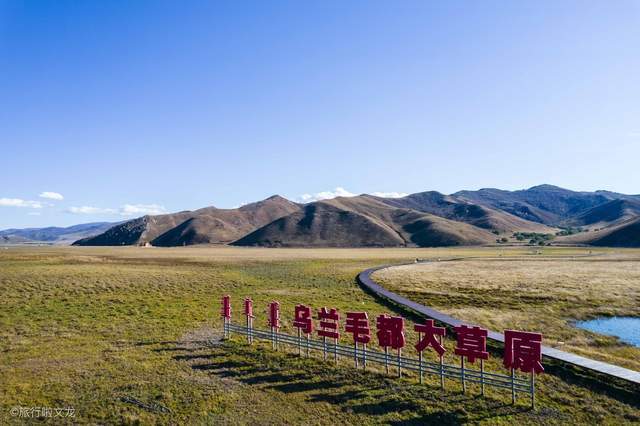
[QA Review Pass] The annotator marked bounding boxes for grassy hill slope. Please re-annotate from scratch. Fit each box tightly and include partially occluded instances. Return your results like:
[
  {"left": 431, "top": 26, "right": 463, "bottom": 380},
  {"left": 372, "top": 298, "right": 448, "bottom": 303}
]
[
  {"left": 74, "top": 196, "right": 300, "bottom": 246},
  {"left": 588, "top": 217, "right": 640, "bottom": 247},
  {"left": 152, "top": 196, "right": 301, "bottom": 246},
  {"left": 374, "top": 192, "right": 555, "bottom": 233},
  {"left": 564, "top": 199, "right": 640, "bottom": 228},
  {"left": 234, "top": 196, "right": 496, "bottom": 247},
  {"left": 454, "top": 184, "right": 638, "bottom": 225}
]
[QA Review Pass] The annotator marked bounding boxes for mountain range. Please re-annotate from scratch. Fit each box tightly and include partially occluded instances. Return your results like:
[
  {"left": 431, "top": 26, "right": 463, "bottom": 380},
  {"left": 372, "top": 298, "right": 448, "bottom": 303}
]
[
  {"left": 63, "top": 185, "right": 640, "bottom": 248},
  {"left": 3, "top": 185, "right": 639, "bottom": 248},
  {"left": 0, "top": 222, "right": 117, "bottom": 245}
]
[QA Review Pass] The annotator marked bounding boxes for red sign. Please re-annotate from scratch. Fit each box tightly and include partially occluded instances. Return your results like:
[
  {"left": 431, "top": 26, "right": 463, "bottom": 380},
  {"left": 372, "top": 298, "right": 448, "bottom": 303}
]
[
  {"left": 268, "top": 301, "right": 280, "bottom": 329},
  {"left": 454, "top": 325, "right": 489, "bottom": 363},
  {"left": 220, "top": 296, "right": 544, "bottom": 375},
  {"left": 293, "top": 304, "right": 314, "bottom": 334},
  {"left": 244, "top": 298, "right": 254, "bottom": 318},
  {"left": 221, "top": 295, "right": 231, "bottom": 319},
  {"left": 317, "top": 307, "right": 340, "bottom": 340},
  {"left": 504, "top": 330, "right": 544, "bottom": 374},
  {"left": 414, "top": 319, "right": 446, "bottom": 356},
  {"left": 376, "top": 314, "right": 405, "bottom": 350},
  {"left": 345, "top": 312, "right": 371, "bottom": 344}
]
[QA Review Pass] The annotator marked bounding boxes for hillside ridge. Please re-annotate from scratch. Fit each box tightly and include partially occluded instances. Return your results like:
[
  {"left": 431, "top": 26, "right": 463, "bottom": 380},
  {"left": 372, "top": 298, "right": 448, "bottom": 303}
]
[{"left": 8, "top": 185, "right": 633, "bottom": 248}]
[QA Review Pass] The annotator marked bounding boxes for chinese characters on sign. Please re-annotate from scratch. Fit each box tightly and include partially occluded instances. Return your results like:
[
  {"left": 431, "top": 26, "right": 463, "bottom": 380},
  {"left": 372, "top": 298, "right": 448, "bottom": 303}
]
[
  {"left": 267, "top": 301, "right": 280, "bottom": 350},
  {"left": 244, "top": 298, "right": 254, "bottom": 344},
  {"left": 504, "top": 330, "right": 544, "bottom": 374},
  {"left": 345, "top": 312, "right": 371, "bottom": 367},
  {"left": 219, "top": 295, "right": 544, "bottom": 408},
  {"left": 221, "top": 295, "right": 231, "bottom": 338},
  {"left": 377, "top": 314, "right": 405, "bottom": 375},
  {"left": 453, "top": 325, "right": 490, "bottom": 394},
  {"left": 415, "top": 319, "right": 446, "bottom": 386},
  {"left": 317, "top": 307, "right": 340, "bottom": 361},
  {"left": 293, "top": 304, "right": 313, "bottom": 356}
]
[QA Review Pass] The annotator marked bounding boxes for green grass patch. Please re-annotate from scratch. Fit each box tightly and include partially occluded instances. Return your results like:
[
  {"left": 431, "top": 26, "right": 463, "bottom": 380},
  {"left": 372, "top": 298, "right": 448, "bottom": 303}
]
[{"left": 1, "top": 246, "right": 639, "bottom": 424}]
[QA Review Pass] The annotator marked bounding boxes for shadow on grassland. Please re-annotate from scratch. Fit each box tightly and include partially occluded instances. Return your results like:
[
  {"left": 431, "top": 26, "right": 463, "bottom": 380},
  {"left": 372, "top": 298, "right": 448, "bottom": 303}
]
[{"left": 166, "top": 339, "right": 545, "bottom": 425}]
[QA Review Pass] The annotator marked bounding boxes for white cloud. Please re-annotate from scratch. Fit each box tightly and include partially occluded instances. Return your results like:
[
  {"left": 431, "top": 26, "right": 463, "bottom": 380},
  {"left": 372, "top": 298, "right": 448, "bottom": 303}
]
[
  {"left": 119, "top": 204, "right": 166, "bottom": 216},
  {"left": 68, "top": 206, "right": 116, "bottom": 215},
  {"left": 67, "top": 203, "right": 166, "bottom": 216},
  {"left": 0, "top": 198, "right": 43, "bottom": 208},
  {"left": 299, "top": 187, "right": 356, "bottom": 203},
  {"left": 39, "top": 191, "right": 64, "bottom": 200},
  {"left": 298, "top": 187, "right": 408, "bottom": 203},
  {"left": 370, "top": 191, "right": 409, "bottom": 199}
]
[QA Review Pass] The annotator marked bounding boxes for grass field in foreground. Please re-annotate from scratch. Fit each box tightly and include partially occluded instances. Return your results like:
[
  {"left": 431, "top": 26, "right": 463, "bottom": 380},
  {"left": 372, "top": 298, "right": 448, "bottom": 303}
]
[
  {"left": 0, "top": 246, "right": 638, "bottom": 424},
  {"left": 373, "top": 251, "right": 640, "bottom": 372}
]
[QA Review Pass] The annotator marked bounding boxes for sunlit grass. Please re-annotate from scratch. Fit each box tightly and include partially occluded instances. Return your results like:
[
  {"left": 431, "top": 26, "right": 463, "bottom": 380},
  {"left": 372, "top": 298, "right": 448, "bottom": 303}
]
[
  {"left": 373, "top": 251, "right": 640, "bottom": 371},
  {"left": 0, "top": 246, "right": 638, "bottom": 424}
]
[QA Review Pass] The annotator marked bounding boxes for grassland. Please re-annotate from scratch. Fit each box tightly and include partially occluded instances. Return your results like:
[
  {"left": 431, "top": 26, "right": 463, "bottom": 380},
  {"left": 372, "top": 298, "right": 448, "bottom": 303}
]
[
  {"left": 1, "top": 246, "right": 639, "bottom": 424},
  {"left": 373, "top": 250, "right": 640, "bottom": 371}
]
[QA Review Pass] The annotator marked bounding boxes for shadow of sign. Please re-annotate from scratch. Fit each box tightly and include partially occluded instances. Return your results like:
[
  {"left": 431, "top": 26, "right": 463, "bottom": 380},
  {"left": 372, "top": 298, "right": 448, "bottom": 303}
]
[{"left": 165, "top": 338, "right": 551, "bottom": 424}]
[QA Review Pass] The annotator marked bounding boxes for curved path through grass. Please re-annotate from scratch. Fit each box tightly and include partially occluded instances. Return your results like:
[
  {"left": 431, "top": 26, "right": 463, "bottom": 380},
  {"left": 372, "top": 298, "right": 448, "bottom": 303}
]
[{"left": 359, "top": 258, "right": 640, "bottom": 385}]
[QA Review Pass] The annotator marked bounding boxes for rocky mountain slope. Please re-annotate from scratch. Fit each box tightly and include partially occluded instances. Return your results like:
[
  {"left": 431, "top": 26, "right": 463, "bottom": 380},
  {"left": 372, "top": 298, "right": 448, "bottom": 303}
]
[
  {"left": 233, "top": 196, "right": 496, "bottom": 247},
  {"left": 588, "top": 217, "right": 640, "bottom": 247},
  {"left": 55, "top": 185, "right": 640, "bottom": 248},
  {"left": 73, "top": 196, "right": 301, "bottom": 246},
  {"left": 564, "top": 199, "right": 640, "bottom": 228},
  {"left": 454, "top": 185, "right": 640, "bottom": 225},
  {"left": 151, "top": 196, "right": 301, "bottom": 246},
  {"left": 373, "top": 192, "right": 555, "bottom": 233}
]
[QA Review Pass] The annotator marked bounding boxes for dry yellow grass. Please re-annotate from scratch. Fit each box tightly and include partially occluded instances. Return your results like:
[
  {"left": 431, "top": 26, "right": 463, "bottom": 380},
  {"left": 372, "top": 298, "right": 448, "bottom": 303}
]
[
  {"left": 1, "top": 244, "right": 598, "bottom": 262},
  {"left": 2, "top": 245, "right": 639, "bottom": 424},
  {"left": 373, "top": 251, "right": 640, "bottom": 371}
]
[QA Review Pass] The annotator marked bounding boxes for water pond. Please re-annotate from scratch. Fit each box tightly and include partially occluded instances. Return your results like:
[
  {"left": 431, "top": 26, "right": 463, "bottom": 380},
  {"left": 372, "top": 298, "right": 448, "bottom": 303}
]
[{"left": 575, "top": 317, "right": 640, "bottom": 347}]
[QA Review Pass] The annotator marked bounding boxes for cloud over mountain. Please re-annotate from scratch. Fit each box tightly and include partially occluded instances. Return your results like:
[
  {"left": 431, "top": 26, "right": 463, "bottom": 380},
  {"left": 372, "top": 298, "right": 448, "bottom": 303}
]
[
  {"left": 120, "top": 204, "right": 166, "bottom": 216},
  {"left": 371, "top": 191, "right": 409, "bottom": 198},
  {"left": 299, "top": 187, "right": 356, "bottom": 203},
  {"left": 68, "top": 204, "right": 167, "bottom": 216},
  {"left": 68, "top": 206, "right": 116, "bottom": 215},
  {"left": 299, "top": 188, "right": 408, "bottom": 203}
]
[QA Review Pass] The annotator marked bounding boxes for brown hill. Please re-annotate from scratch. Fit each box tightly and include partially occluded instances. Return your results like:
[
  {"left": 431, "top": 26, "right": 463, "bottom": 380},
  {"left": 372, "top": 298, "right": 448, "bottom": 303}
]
[
  {"left": 232, "top": 196, "right": 496, "bottom": 247},
  {"left": 70, "top": 185, "right": 640, "bottom": 248},
  {"left": 74, "top": 196, "right": 300, "bottom": 246},
  {"left": 564, "top": 199, "right": 640, "bottom": 228},
  {"left": 152, "top": 196, "right": 301, "bottom": 246},
  {"left": 373, "top": 192, "right": 555, "bottom": 233},
  {"left": 232, "top": 202, "right": 404, "bottom": 247},
  {"left": 73, "top": 213, "right": 193, "bottom": 246},
  {"left": 577, "top": 217, "right": 640, "bottom": 247},
  {"left": 453, "top": 185, "right": 634, "bottom": 225}
]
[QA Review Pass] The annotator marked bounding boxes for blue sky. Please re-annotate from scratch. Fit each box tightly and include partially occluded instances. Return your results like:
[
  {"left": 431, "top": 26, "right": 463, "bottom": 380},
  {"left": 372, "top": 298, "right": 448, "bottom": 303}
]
[{"left": 1, "top": 1, "right": 639, "bottom": 229}]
